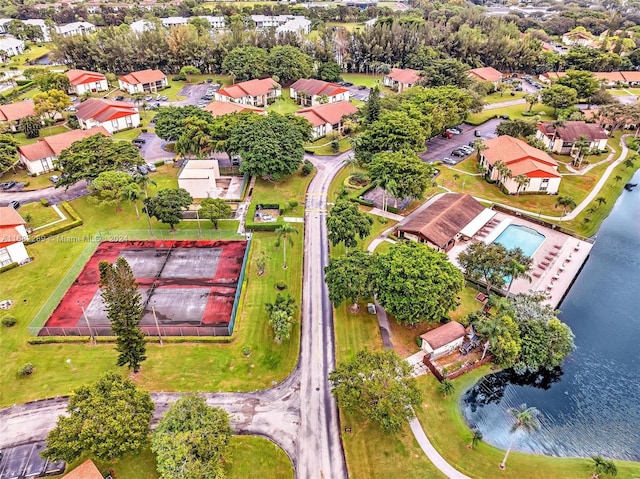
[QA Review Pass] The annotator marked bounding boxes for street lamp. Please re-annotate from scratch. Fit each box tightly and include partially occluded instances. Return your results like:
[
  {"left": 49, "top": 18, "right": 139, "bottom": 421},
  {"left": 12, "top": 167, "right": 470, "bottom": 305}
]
[
  {"left": 195, "top": 205, "right": 202, "bottom": 238},
  {"left": 77, "top": 300, "right": 96, "bottom": 345},
  {"left": 151, "top": 300, "right": 163, "bottom": 346}
]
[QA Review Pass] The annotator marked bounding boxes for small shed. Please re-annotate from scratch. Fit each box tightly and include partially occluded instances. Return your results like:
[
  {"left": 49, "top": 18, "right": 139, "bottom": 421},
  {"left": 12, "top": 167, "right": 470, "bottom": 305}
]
[
  {"left": 177, "top": 159, "right": 220, "bottom": 199},
  {"left": 63, "top": 459, "right": 102, "bottom": 479},
  {"left": 419, "top": 321, "right": 466, "bottom": 358}
]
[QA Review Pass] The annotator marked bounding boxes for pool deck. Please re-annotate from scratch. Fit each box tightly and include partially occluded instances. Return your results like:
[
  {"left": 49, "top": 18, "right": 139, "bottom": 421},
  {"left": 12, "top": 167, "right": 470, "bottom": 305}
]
[{"left": 448, "top": 212, "right": 593, "bottom": 309}]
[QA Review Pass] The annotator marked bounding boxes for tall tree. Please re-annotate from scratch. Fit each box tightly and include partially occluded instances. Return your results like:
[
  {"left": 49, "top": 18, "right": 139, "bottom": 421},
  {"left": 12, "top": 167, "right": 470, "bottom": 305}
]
[
  {"left": 329, "top": 349, "right": 421, "bottom": 432},
  {"left": 18, "top": 115, "right": 41, "bottom": 139},
  {"left": 555, "top": 195, "right": 576, "bottom": 223},
  {"left": 326, "top": 200, "right": 373, "bottom": 250},
  {"left": 364, "top": 85, "right": 381, "bottom": 124},
  {"left": 123, "top": 182, "right": 144, "bottom": 219},
  {"left": 275, "top": 223, "right": 298, "bottom": 269},
  {"left": 372, "top": 242, "right": 465, "bottom": 326},
  {"left": 541, "top": 84, "right": 578, "bottom": 114},
  {"left": 42, "top": 372, "right": 154, "bottom": 463},
  {"left": 144, "top": 188, "right": 193, "bottom": 230},
  {"left": 179, "top": 65, "right": 201, "bottom": 83},
  {"left": 98, "top": 257, "right": 147, "bottom": 372},
  {"left": 222, "top": 46, "right": 268, "bottom": 82},
  {"left": 316, "top": 61, "right": 342, "bottom": 82},
  {"left": 590, "top": 456, "right": 618, "bottom": 479},
  {"left": 33, "top": 89, "right": 71, "bottom": 120},
  {"left": 154, "top": 106, "right": 212, "bottom": 141},
  {"left": 496, "top": 119, "right": 537, "bottom": 138},
  {"left": 368, "top": 152, "right": 434, "bottom": 208},
  {"left": 524, "top": 93, "right": 538, "bottom": 113},
  {"left": 500, "top": 404, "right": 542, "bottom": 469},
  {"left": 228, "top": 113, "right": 311, "bottom": 181},
  {"left": 54, "top": 134, "right": 144, "bottom": 188},
  {"left": 324, "top": 250, "right": 373, "bottom": 312},
  {"left": 265, "top": 293, "right": 295, "bottom": 342},
  {"left": 556, "top": 70, "right": 599, "bottom": 100},
  {"left": 175, "top": 116, "right": 216, "bottom": 159},
  {"left": 0, "top": 134, "right": 18, "bottom": 174},
  {"left": 199, "top": 198, "right": 231, "bottom": 229},
  {"left": 152, "top": 395, "right": 232, "bottom": 479},
  {"left": 266, "top": 45, "right": 313, "bottom": 85},
  {"left": 90, "top": 171, "right": 134, "bottom": 212}
]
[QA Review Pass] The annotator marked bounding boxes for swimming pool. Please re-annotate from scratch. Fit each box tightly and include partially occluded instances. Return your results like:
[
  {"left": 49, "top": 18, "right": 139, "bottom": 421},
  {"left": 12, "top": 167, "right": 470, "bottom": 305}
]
[{"left": 491, "top": 224, "right": 546, "bottom": 257}]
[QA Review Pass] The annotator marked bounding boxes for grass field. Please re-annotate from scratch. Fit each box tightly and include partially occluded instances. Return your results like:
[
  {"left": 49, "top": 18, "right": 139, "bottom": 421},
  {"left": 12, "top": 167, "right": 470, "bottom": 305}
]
[
  {"left": 19, "top": 202, "right": 61, "bottom": 228},
  {"left": 482, "top": 91, "right": 526, "bottom": 105},
  {"left": 1, "top": 43, "right": 52, "bottom": 70},
  {"left": 268, "top": 88, "right": 300, "bottom": 115},
  {"left": 467, "top": 104, "right": 552, "bottom": 125},
  {"left": 341, "top": 73, "right": 383, "bottom": 88},
  {"left": 0, "top": 188, "right": 304, "bottom": 405},
  {"left": 414, "top": 369, "right": 640, "bottom": 479},
  {"left": 56, "top": 435, "right": 293, "bottom": 479},
  {"left": 325, "top": 21, "right": 364, "bottom": 32},
  {"left": 305, "top": 136, "right": 351, "bottom": 156},
  {"left": 250, "top": 167, "right": 314, "bottom": 217}
]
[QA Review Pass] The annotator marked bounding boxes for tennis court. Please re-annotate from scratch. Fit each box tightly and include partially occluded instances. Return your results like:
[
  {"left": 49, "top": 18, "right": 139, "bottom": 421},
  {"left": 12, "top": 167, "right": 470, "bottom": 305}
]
[{"left": 39, "top": 240, "right": 248, "bottom": 337}]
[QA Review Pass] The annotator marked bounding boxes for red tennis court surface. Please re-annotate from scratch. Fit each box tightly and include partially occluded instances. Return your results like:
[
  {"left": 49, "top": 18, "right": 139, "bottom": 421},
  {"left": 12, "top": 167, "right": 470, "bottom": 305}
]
[{"left": 40, "top": 240, "right": 248, "bottom": 337}]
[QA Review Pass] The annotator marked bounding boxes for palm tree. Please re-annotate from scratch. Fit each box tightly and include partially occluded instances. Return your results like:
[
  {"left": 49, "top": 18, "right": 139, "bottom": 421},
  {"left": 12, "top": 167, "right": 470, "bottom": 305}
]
[
  {"left": 275, "top": 223, "right": 298, "bottom": 269},
  {"left": 438, "top": 379, "right": 455, "bottom": 397},
  {"left": 344, "top": 155, "right": 358, "bottom": 173},
  {"left": 133, "top": 174, "right": 156, "bottom": 198},
  {"left": 476, "top": 315, "right": 505, "bottom": 361},
  {"left": 571, "top": 135, "right": 590, "bottom": 168},
  {"left": 505, "top": 259, "right": 531, "bottom": 297},
  {"left": 556, "top": 195, "right": 576, "bottom": 223},
  {"left": 123, "top": 183, "right": 144, "bottom": 219},
  {"left": 500, "top": 404, "right": 542, "bottom": 470},
  {"left": 468, "top": 429, "right": 483, "bottom": 450},
  {"left": 513, "top": 175, "right": 530, "bottom": 195},
  {"left": 613, "top": 175, "right": 623, "bottom": 185},
  {"left": 590, "top": 456, "right": 617, "bottom": 478},
  {"left": 623, "top": 157, "right": 636, "bottom": 169},
  {"left": 595, "top": 196, "right": 607, "bottom": 207},
  {"left": 372, "top": 169, "right": 397, "bottom": 212}
]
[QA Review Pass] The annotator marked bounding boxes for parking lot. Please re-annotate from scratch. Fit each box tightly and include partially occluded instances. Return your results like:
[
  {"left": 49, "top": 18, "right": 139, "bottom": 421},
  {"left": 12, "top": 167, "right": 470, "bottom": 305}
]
[
  {"left": 177, "top": 84, "right": 215, "bottom": 106},
  {"left": 419, "top": 119, "right": 501, "bottom": 165}
]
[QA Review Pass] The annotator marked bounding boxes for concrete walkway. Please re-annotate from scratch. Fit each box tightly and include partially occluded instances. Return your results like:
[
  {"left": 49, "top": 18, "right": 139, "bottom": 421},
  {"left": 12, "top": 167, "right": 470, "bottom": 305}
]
[
  {"left": 482, "top": 98, "right": 526, "bottom": 110},
  {"left": 369, "top": 207, "right": 404, "bottom": 221}
]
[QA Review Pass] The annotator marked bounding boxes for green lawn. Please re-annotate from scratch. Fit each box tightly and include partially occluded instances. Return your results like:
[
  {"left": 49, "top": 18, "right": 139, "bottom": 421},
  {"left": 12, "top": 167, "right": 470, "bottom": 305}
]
[
  {"left": 11, "top": 124, "right": 71, "bottom": 147},
  {"left": 251, "top": 168, "right": 315, "bottom": 217},
  {"left": 1, "top": 43, "right": 52, "bottom": 69},
  {"left": 149, "top": 163, "right": 179, "bottom": 190},
  {"left": 55, "top": 435, "right": 293, "bottom": 479},
  {"left": 327, "top": 165, "right": 368, "bottom": 203},
  {"left": 0, "top": 168, "right": 52, "bottom": 189},
  {"left": 159, "top": 80, "right": 187, "bottom": 101},
  {"left": 113, "top": 128, "right": 143, "bottom": 142},
  {"left": 268, "top": 89, "right": 300, "bottom": 115},
  {"left": 19, "top": 202, "right": 61, "bottom": 228},
  {"left": 341, "top": 73, "right": 383, "bottom": 89},
  {"left": 482, "top": 91, "right": 526, "bottom": 105},
  {"left": 325, "top": 21, "right": 364, "bottom": 32},
  {"left": 414, "top": 369, "right": 640, "bottom": 479},
  {"left": 0, "top": 189, "right": 304, "bottom": 405},
  {"left": 467, "top": 104, "right": 553, "bottom": 125},
  {"left": 305, "top": 137, "right": 351, "bottom": 156}
]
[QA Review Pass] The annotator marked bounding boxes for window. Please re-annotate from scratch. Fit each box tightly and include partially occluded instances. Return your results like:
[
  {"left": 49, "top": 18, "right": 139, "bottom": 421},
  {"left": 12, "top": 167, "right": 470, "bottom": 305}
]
[
  {"left": 0, "top": 248, "right": 11, "bottom": 267},
  {"left": 125, "top": 116, "right": 133, "bottom": 127},
  {"left": 111, "top": 119, "right": 119, "bottom": 129},
  {"left": 540, "top": 178, "right": 549, "bottom": 191}
]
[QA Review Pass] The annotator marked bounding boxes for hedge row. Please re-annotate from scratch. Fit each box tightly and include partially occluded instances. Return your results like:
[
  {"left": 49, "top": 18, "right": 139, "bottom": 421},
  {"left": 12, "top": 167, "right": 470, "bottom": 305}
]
[
  {"left": 1, "top": 81, "right": 35, "bottom": 99},
  {"left": 348, "top": 182, "right": 399, "bottom": 214},
  {"left": 245, "top": 202, "right": 284, "bottom": 231},
  {"left": 0, "top": 262, "right": 18, "bottom": 274},
  {"left": 25, "top": 201, "right": 83, "bottom": 244},
  {"left": 28, "top": 335, "right": 234, "bottom": 345}
]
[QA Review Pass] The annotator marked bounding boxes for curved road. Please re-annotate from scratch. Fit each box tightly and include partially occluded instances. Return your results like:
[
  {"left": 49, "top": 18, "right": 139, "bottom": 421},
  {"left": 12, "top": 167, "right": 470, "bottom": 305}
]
[{"left": 0, "top": 153, "right": 348, "bottom": 478}]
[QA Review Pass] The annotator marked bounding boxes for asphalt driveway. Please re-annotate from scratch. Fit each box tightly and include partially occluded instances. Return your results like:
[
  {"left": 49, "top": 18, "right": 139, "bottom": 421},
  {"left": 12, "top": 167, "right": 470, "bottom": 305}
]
[
  {"left": 419, "top": 119, "right": 501, "bottom": 165},
  {"left": 177, "top": 84, "right": 212, "bottom": 106},
  {"left": 137, "top": 132, "right": 176, "bottom": 162}
]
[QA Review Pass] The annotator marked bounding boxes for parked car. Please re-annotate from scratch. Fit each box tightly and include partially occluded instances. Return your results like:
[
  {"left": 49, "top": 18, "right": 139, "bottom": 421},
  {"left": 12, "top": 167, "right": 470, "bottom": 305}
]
[
  {"left": 160, "top": 95, "right": 168, "bottom": 101},
  {"left": 446, "top": 128, "right": 461, "bottom": 135},
  {"left": 452, "top": 149, "right": 467, "bottom": 157},
  {"left": 474, "top": 130, "right": 482, "bottom": 137},
  {"left": 460, "top": 146, "right": 474, "bottom": 154},
  {"left": 49, "top": 175, "right": 60, "bottom": 184},
  {"left": 2, "top": 180, "right": 16, "bottom": 190},
  {"left": 441, "top": 131, "right": 453, "bottom": 139},
  {"left": 9, "top": 200, "right": 20, "bottom": 209},
  {"left": 210, "top": 84, "right": 221, "bottom": 91},
  {"left": 206, "top": 78, "right": 213, "bottom": 83},
  {"left": 343, "top": 82, "right": 354, "bottom": 87},
  {"left": 137, "top": 165, "right": 149, "bottom": 175},
  {"left": 450, "top": 126, "right": 462, "bottom": 133},
  {"left": 231, "top": 155, "right": 241, "bottom": 166},
  {"left": 115, "top": 95, "right": 125, "bottom": 101},
  {"left": 132, "top": 138, "right": 146, "bottom": 146},
  {"left": 357, "top": 85, "right": 367, "bottom": 90},
  {"left": 146, "top": 163, "right": 157, "bottom": 172},
  {"left": 442, "top": 157, "right": 456, "bottom": 165}
]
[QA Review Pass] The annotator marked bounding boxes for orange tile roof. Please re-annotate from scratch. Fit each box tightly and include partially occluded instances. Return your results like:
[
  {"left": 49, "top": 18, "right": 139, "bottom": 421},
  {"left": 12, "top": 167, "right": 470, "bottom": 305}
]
[
  {"left": 217, "top": 78, "right": 281, "bottom": 99},
  {"left": 0, "top": 206, "right": 25, "bottom": 227},
  {"left": 537, "top": 121, "right": 608, "bottom": 142},
  {"left": 204, "top": 100, "right": 265, "bottom": 117},
  {"left": 386, "top": 68, "right": 422, "bottom": 85},
  {"left": 76, "top": 98, "right": 137, "bottom": 123},
  {"left": 66, "top": 69, "right": 106, "bottom": 85},
  {"left": 592, "top": 71, "right": 626, "bottom": 82},
  {"left": 18, "top": 127, "right": 110, "bottom": 162},
  {"left": 295, "top": 101, "right": 358, "bottom": 127},
  {"left": 468, "top": 67, "right": 503, "bottom": 83},
  {"left": 119, "top": 69, "right": 166, "bottom": 85},
  {"left": 622, "top": 71, "right": 640, "bottom": 82},
  {"left": 290, "top": 78, "right": 348, "bottom": 97},
  {"left": 420, "top": 321, "right": 466, "bottom": 350},
  {"left": 63, "top": 459, "right": 102, "bottom": 479},
  {"left": 483, "top": 135, "right": 560, "bottom": 179},
  {"left": 0, "top": 100, "right": 36, "bottom": 122}
]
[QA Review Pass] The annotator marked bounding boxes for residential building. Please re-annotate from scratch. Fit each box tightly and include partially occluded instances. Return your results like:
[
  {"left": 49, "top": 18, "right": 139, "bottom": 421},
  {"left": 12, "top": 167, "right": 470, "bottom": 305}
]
[
  {"left": 396, "top": 193, "right": 491, "bottom": 251},
  {"left": 0, "top": 100, "right": 36, "bottom": 132},
  {"left": 419, "top": 322, "right": 467, "bottom": 359},
  {"left": 129, "top": 19, "right": 156, "bottom": 33},
  {"left": 214, "top": 78, "right": 281, "bottom": 106},
  {"left": 541, "top": 71, "right": 640, "bottom": 87},
  {"left": 468, "top": 66, "right": 503, "bottom": 86},
  {"left": 276, "top": 16, "right": 311, "bottom": 35},
  {"left": 251, "top": 15, "right": 308, "bottom": 30},
  {"left": 118, "top": 69, "right": 168, "bottom": 94},
  {"left": 204, "top": 100, "right": 265, "bottom": 118},
  {"left": 295, "top": 101, "right": 358, "bottom": 139},
  {"left": 161, "top": 16, "right": 189, "bottom": 28},
  {"left": 592, "top": 71, "right": 626, "bottom": 87},
  {"left": 55, "top": 21, "right": 96, "bottom": 37},
  {"left": 290, "top": 78, "right": 350, "bottom": 106},
  {"left": 0, "top": 19, "right": 11, "bottom": 34},
  {"left": 200, "top": 16, "right": 226, "bottom": 29},
  {"left": 17, "top": 127, "right": 110, "bottom": 175},
  {"left": 561, "top": 30, "right": 595, "bottom": 47},
  {"left": 0, "top": 206, "right": 29, "bottom": 267},
  {"left": 66, "top": 69, "right": 108, "bottom": 95},
  {"left": 76, "top": 98, "right": 140, "bottom": 133},
  {"left": 178, "top": 159, "right": 220, "bottom": 199},
  {"left": 63, "top": 459, "right": 102, "bottom": 479},
  {"left": 382, "top": 68, "right": 422, "bottom": 93},
  {"left": 0, "top": 37, "right": 25, "bottom": 60},
  {"left": 24, "top": 19, "right": 51, "bottom": 41},
  {"left": 536, "top": 121, "right": 609, "bottom": 154},
  {"left": 622, "top": 71, "right": 640, "bottom": 86},
  {"left": 480, "top": 135, "right": 561, "bottom": 195}
]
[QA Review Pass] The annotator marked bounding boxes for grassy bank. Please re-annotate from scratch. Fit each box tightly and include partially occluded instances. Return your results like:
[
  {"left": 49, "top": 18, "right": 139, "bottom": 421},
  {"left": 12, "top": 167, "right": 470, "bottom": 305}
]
[{"left": 467, "top": 104, "right": 552, "bottom": 125}]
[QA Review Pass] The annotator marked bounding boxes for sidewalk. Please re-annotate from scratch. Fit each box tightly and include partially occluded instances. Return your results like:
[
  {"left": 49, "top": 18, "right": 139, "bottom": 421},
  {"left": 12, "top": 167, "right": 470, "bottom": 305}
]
[{"left": 369, "top": 207, "right": 404, "bottom": 221}]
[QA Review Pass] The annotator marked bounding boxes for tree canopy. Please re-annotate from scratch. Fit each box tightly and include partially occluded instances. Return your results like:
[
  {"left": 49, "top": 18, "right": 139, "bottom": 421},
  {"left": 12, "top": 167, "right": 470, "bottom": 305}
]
[
  {"left": 144, "top": 188, "right": 193, "bottom": 230},
  {"left": 368, "top": 152, "right": 434, "bottom": 205},
  {"left": 556, "top": 69, "right": 599, "bottom": 100},
  {"left": 266, "top": 45, "right": 313, "bottom": 85},
  {"left": 199, "top": 198, "right": 232, "bottom": 229},
  {"left": 42, "top": 372, "right": 154, "bottom": 463},
  {"left": 324, "top": 250, "right": 373, "bottom": 309},
  {"left": 90, "top": 171, "right": 135, "bottom": 212},
  {"left": 33, "top": 89, "right": 71, "bottom": 119},
  {"left": 496, "top": 119, "right": 537, "bottom": 138},
  {"left": 228, "top": 113, "right": 311, "bottom": 180},
  {"left": 326, "top": 200, "right": 373, "bottom": 250},
  {"left": 222, "top": 46, "right": 268, "bottom": 81},
  {"left": 54, "top": 134, "right": 144, "bottom": 188},
  {"left": 329, "top": 349, "right": 421, "bottom": 432},
  {"left": 372, "top": 242, "right": 465, "bottom": 326},
  {"left": 0, "top": 134, "right": 18, "bottom": 174},
  {"left": 154, "top": 106, "right": 212, "bottom": 142},
  {"left": 541, "top": 84, "right": 578, "bottom": 113},
  {"left": 152, "top": 395, "right": 232, "bottom": 479}
]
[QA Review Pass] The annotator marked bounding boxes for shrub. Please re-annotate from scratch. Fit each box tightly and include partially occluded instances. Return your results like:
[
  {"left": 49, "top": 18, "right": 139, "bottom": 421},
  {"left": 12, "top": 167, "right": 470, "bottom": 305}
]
[
  {"left": 275, "top": 281, "right": 287, "bottom": 291},
  {"left": 242, "top": 346, "right": 251, "bottom": 357},
  {"left": 2, "top": 316, "right": 17, "bottom": 327},
  {"left": 23, "top": 181, "right": 30, "bottom": 187},
  {"left": 288, "top": 200, "right": 299, "bottom": 208},
  {"left": 19, "top": 363, "right": 34, "bottom": 377},
  {"left": 40, "top": 198, "right": 50, "bottom": 207},
  {"left": 301, "top": 159, "right": 314, "bottom": 176},
  {"left": 0, "top": 262, "right": 18, "bottom": 274}
]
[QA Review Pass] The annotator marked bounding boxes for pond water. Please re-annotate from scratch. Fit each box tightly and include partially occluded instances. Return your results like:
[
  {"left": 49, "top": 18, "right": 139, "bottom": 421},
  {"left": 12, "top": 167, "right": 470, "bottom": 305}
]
[{"left": 462, "top": 170, "right": 640, "bottom": 461}]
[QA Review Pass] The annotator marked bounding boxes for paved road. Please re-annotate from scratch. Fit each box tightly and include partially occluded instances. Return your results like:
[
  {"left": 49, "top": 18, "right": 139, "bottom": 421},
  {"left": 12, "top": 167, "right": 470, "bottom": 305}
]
[
  {"left": 0, "top": 181, "right": 89, "bottom": 207},
  {"left": 419, "top": 119, "right": 500, "bottom": 164},
  {"left": 137, "top": 132, "right": 176, "bottom": 162}
]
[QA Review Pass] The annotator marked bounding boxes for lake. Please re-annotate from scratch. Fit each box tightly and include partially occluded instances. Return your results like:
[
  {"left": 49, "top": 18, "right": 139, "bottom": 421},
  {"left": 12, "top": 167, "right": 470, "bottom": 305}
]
[{"left": 461, "top": 170, "right": 640, "bottom": 461}]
